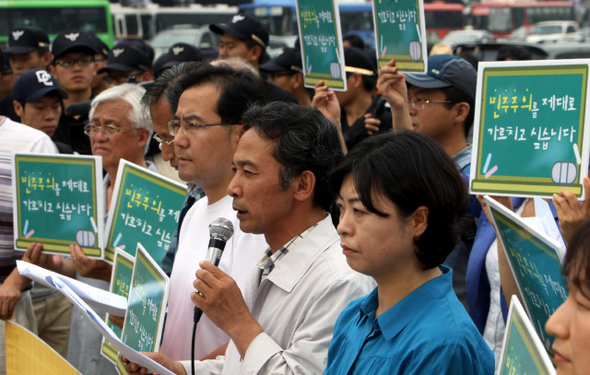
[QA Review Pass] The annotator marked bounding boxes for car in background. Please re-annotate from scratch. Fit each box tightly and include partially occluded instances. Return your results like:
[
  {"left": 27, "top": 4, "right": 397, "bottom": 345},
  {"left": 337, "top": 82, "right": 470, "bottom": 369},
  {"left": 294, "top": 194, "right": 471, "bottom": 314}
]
[
  {"left": 441, "top": 29, "right": 495, "bottom": 48},
  {"left": 525, "top": 21, "right": 584, "bottom": 43},
  {"left": 149, "top": 25, "right": 219, "bottom": 59}
]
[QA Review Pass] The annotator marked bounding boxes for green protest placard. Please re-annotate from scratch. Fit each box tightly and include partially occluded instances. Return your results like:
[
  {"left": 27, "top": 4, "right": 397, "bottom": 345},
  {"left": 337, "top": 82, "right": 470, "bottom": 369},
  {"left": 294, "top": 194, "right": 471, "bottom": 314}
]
[
  {"left": 486, "top": 196, "right": 567, "bottom": 352},
  {"left": 116, "top": 243, "right": 169, "bottom": 375},
  {"left": 499, "top": 297, "right": 556, "bottom": 375},
  {"left": 471, "top": 60, "right": 590, "bottom": 198},
  {"left": 12, "top": 153, "right": 104, "bottom": 257},
  {"left": 101, "top": 248, "right": 134, "bottom": 365},
  {"left": 296, "top": 0, "right": 347, "bottom": 90},
  {"left": 372, "top": 0, "right": 427, "bottom": 72},
  {"left": 104, "top": 160, "right": 186, "bottom": 264}
]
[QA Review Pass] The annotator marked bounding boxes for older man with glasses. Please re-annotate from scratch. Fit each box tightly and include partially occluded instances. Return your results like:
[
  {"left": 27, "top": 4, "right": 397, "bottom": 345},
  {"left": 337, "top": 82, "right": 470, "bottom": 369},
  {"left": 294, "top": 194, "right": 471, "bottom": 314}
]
[{"left": 26, "top": 83, "right": 155, "bottom": 375}]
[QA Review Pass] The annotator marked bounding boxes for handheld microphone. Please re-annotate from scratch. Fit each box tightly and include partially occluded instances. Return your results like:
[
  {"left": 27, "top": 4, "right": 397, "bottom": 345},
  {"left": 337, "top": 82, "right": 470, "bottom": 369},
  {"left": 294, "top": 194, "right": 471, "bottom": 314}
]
[{"left": 194, "top": 217, "right": 234, "bottom": 323}]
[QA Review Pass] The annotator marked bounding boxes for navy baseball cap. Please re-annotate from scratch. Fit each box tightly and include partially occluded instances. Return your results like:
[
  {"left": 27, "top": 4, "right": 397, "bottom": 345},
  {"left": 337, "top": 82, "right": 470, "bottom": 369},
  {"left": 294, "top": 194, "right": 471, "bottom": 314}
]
[
  {"left": 153, "top": 43, "right": 205, "bottom": 78},
  {"left": 52, "top": 30, "right": 96, "bottom": 60},
  {"left": 13, "top": 69, "right": 67, "bottom": 103},
  {"left": 90, "top": 35, "right": 110, "bottom": 57},
  {"left": 405, "top": 54, "right": 477, "bottom": 101},
  {"left": 5, "top": 26, "right": 50, "bottom": 55},
  {"left": 260, "top": 47, "right": 302, "bottom": 73},
  {"left": 97, "top": 41, "right": 151, "bottom": 73},
  {"left": 210, "top": 13, "right": 269, "bottom": 49}
]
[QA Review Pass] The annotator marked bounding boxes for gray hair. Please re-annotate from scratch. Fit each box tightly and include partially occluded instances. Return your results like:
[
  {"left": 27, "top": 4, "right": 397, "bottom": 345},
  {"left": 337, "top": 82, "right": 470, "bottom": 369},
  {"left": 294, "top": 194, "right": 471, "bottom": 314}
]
[
  {"left": 90, "top": 84, "right": 151, "bottom": 131},
  {"left": 89, "top": 84, "right": 152, "bottom": 153}
]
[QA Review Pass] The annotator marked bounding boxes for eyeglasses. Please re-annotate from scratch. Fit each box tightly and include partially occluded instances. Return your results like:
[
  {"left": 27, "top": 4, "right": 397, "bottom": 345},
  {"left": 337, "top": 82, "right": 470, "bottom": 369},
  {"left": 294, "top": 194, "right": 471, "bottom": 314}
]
[
  {"left": 84, "top": 123, "right": 136, "bottom": 137},
  {"left": 152, "top": 132, "right": 174, "bottom": 146},
  {"left": 55, "top": 57, "right": 94, "bottom": 68},
  {"left": 407, "top": 98, "right": 459, "bottom": 110},
  {"left": 167, "top": 120, "right": 240, "bottom": 137}
]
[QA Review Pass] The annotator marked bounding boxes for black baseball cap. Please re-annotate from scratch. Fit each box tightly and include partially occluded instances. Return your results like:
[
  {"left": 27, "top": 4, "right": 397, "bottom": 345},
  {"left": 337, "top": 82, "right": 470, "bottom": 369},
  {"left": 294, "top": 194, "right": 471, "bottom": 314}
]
[
  {"left": 13, "top": 69, "right": 68, "bottom": 103},
  {"left": 52, "top": 30, "right": 96, "bottom": 60},
  {"left": 97, "top": 41, "right": 151, "bottom": 73},
  {"left": 5, "top": 26, "right": 50, "bottom": 55},
  {"left": 90, "top": 35, "right": 110, "bottom": 58},
  {"left": 260, "top": 47, "right": 302, "bottom": 73},
  {"left": 153, "top": 43, "right": 205, "bottom": 78},
  {"left": 405, "top": 54, "right": 477, "bottom": 102},
  {"left": 210, "top": 13, "right": 269, "bottom": 50},
  {"left": 344, "top": 47, "right": 376, "bottom": 76}
]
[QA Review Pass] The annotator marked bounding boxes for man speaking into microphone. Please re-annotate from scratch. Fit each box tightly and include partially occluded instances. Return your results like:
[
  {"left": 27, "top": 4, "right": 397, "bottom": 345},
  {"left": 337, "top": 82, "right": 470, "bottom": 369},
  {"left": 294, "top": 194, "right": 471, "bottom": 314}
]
[{"left": 125, "top": 102, "right": 375, "bottom": 375}]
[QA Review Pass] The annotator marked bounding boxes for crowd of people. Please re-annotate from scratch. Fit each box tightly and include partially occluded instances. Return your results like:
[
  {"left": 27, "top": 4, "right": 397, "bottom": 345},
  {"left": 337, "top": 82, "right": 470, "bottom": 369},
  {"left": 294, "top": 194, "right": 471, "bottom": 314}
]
[{"left": 0, "top": 11, "right": 587, "bottom": 375}]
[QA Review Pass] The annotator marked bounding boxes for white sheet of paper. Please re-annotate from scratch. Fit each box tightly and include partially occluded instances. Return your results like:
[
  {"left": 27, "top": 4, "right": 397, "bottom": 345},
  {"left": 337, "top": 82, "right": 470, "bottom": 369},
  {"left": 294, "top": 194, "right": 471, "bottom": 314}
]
[
  {"left": 42, "top": 275, "right": 175, "bottom": 375},
  {"left": 16, "top": 261, "right": 127, "bottom": 317}
]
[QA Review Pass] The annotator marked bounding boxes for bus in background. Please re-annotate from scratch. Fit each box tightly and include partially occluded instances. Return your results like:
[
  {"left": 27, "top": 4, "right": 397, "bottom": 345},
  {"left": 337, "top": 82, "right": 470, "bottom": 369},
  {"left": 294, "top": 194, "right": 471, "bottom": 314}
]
[
  {"left": 0, "top": 0, "right": 114, "bottom": 47},
  {"left": 239, "top": 0, "right": 377, "bottom": 47},
  {"left": 470, "top": 1, "right": 576, "bottom": 38},
  {"left": 111, "top": 3, "right": 237, "bottom": 41},
  {"left": 424, "top": 1, "right": 464, "bottom": 43},
  {"left": 240, "top": 0, "right": 465, "bottom": 48}
]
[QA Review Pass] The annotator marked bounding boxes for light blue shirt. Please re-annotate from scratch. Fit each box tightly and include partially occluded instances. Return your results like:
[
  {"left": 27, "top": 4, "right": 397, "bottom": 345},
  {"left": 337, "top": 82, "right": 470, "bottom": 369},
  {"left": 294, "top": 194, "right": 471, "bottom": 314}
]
[{"left": 324, "top": 266, "right": 494, "bottom": 375}]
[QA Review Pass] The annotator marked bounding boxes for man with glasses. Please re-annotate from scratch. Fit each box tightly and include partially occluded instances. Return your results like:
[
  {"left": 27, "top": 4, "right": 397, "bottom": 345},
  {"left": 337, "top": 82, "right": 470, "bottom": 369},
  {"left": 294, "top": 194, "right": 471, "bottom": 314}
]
[
  {"left": 376, "top": 54, "right": 478, "bottom": 313},
  {"left": 158, "top": 63, "right": 268, "bottom": 363},
  {"left": 97, "top": 41, "right": 153, "bottom": 86},
  {"left": 27, "top": 83, "right": 154, "bottom": 375},
  {"left": 49, "top": 30, "right": 99, "bottom": 155},
  {"left": 141, "top": 62, "right": 204, "bottom": 277}
]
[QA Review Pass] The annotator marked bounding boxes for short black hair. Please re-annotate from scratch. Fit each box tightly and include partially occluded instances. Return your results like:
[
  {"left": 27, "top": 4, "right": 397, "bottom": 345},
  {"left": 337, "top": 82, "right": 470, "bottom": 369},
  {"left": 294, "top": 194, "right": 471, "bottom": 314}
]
[
  {"left": 142, "top": 61, "right": 204, "bottom": 109},
  {"left": 343, "top": 34, "right": 365, "bottom": 50},
  {"left": 441, "top": 86, "right": 474, "bottom": 139},
  {"left": 166, "top": 63, "right": 263, "bottom": 124},
  {"left": 242, "top": 102, "right": 344, "bottom": 211},
  {"left": 329, "top": 130, "right": 468, "bottom": 269},
  {"left": 563, "top": 217, "right": 590, "bottom": 299}
]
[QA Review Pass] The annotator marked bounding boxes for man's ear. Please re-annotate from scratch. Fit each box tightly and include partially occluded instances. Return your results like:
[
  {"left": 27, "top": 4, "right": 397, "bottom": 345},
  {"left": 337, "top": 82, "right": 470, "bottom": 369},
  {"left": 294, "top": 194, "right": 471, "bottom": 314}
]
[
  {"left": 136, "top": 127, "right": 151, "bottom": 149},
  {"left": 249, "top": 45, "right": 263, "bottom": 64},
  {"left": 140, "top": 71, "right": 154, "bottom": 83},
  {"left": 42, "top": 52, "right": 53, "bottom": 68},
  {"left": 293, "top": 170, "right": 316, "bottom": 202},
  {"left": 454, "top": 102, "right": 470, "bottom": 124},
  {"left": 292, "top": 73, "right": 304, "bottom": 90},
  {"left": 48, "top": 64, "right": 56, "bottom": 76},
  {"left": 13, "top": 100, "right": 24, "bottom": 118}
]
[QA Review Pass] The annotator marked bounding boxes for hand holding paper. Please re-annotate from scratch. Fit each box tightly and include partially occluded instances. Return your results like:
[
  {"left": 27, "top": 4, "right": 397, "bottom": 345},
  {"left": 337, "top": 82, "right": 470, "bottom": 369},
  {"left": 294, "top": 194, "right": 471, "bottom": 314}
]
[
  {"left": 553, "top": 176, "right": 590, "bottom": 245},
  {"left": 70, "top": 244, "right": 112, "bottom": 282},
  {"left": 121, "top": 353, "right": 187, "bottom": 375},
  {"left": 376, "top": 60, "right": 412, "bottom": 131},
  {"left": 312, "top": 81, "right": 341, "bottom": 127}
]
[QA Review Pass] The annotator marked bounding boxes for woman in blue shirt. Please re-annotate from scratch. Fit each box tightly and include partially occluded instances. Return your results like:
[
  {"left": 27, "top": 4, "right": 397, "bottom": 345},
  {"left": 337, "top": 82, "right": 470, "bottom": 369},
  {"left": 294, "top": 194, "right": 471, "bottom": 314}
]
[{"left": 325, "top": 131, "right": 494, "bottom": 375}]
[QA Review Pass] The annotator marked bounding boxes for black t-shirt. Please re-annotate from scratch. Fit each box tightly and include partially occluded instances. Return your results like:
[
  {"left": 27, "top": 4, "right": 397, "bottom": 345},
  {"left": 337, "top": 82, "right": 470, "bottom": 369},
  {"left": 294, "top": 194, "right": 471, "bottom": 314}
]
[
  {"left": 52, "top": 99, "right": 92, "bottom": 155},
  {"left": 0, "top": 94, "right": 20, "bottom": 122},
  {"left": 341, "top": 95, "right": 392, "bottom": 150},
  {"left": 263, "top": 81, "right": 298, "bottom": 105}
]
